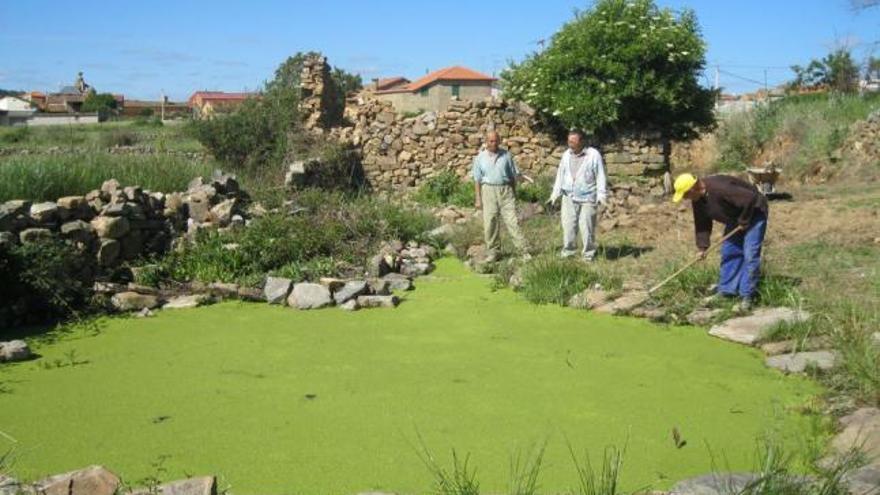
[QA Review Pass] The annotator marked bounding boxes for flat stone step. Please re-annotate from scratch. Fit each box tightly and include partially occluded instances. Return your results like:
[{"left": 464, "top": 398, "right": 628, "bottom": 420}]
[
  {"left": 593, "top": 291, "right": 649, "bottom": 315},
  {"left": 708, "top": 307, "right": 809, "bottom": 345},
  {"left": 765, "top": 350, "right": 838, "bottom": 373}
]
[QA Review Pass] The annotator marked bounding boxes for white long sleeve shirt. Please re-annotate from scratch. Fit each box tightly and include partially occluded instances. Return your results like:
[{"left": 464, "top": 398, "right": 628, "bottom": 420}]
[{"left": 550, "top": 147, "right": 608, "bottom": 204}]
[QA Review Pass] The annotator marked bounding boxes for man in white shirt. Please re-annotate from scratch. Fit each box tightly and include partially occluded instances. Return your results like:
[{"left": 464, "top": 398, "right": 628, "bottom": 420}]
[{"left": 548, "top": 129, "right": 608, "bottom": 261}]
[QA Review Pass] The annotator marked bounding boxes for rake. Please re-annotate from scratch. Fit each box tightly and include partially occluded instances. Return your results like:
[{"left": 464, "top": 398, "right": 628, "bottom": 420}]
[{"left": 647, "top": 225, "right": 744, "bottom": 295}]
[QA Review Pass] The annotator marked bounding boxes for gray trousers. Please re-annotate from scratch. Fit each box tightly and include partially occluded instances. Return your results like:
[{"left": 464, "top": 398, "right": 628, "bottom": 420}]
[
  {"left": 560, "top": 195, "right": 597, "bottom": 259},
  {"left": 481, "top": 184, "right": 526, "bottom": 254}
]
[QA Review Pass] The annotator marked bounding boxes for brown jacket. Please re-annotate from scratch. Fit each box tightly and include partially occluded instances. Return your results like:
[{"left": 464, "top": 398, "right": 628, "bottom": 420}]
[{"left": 692, "top": 175, "right": 768, "bottom": 250}]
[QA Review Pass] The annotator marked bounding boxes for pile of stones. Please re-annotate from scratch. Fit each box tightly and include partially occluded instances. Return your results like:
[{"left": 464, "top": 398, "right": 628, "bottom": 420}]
[
  {"left": 0, "top": 170, "right": 247, "bottom": 268},
  {"left": 93, "top": 239, "right": 436, "bottom": 316}
]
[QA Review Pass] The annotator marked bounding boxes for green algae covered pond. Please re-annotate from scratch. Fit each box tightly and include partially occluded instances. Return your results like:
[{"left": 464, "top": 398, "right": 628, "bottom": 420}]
[{"left": 0, "top": 259, "right": 824, "bottom": 494}]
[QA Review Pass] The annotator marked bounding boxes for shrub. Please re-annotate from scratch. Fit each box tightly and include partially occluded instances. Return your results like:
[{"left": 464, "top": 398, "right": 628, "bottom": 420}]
[
  {"left": 0, "top": 239, "right": 95, "bottom": 327},
  {"left": 502, "top": 0, "right": 715, "bottom": 139},
  {"left": 414, "top": 171, "right": 475, "bottom": 207}
]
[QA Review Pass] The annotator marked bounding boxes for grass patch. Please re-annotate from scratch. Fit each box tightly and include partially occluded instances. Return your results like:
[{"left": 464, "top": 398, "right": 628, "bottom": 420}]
[
  {"left": 712, "top": 92, "right": 880, "bottom": 178},
  {"left": 414, "top": 170, "right": 475, "bottom": 207},
  {"left": 0, "top": 153, "right": 215, "bottom": 202},
  {"left": 145, "top": 191, "right": 437, "bottom": 286},
  {"left": 519, "top": 256, "right": 621, "bottom": 305}
]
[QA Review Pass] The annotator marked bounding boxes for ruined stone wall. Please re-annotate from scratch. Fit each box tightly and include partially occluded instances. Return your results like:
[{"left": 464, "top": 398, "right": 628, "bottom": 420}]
[
  {"left": 299, "top": 55, "right": 343, "bottom": 132},
  {"left": 330, "top": 96, "right": 670, "bottom": 190},
  {"left": 0, "top": 171, "right": 248, "bottom": 271}
]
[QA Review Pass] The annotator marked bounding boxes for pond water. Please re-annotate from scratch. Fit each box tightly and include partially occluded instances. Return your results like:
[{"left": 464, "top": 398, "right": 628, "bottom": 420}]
[{"left": 0, "top": 259, "right": 824, "bottom": 494}]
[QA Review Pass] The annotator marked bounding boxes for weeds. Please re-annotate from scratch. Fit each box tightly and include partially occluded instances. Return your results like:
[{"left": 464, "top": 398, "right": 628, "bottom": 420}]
[
  {"left": 507, "top": 442, "right": 547, "bottom": 495},
  {"left": 414, "top": 170, "right": 475, "bottom": 207},
  {"left": 568, "top": 443, "right": 627, "bottom": 495},
  {"left": 415, "top": 436, "right": 480, "bottom": 495}
]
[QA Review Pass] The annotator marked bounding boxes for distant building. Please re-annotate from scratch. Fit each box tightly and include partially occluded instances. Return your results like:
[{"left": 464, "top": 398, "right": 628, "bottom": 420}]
[
  {"left": 122, "top": 97, "right": 188, "bottom": 118},
  {"left": 0, "top": 96, "right": 36, "bottom": 126},
  {"left": 45, "top": 71, "right": 95, "bottom": 113},
  {"left": 21, "top": 91, "right": 46, "bottom": 110},
  {"left": 188, "top": 91, "right": 257, "bottom": 119},
  {"left": 373, "top": 66, "right": 496, "bottom": 113},
  {"left": 366, "top": 77, "right": 410, "bottom": 92}
]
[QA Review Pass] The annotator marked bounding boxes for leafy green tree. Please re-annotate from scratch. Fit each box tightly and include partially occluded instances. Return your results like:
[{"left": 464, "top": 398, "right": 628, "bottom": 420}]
[
  {"left": 501, "top": 0, "right": 715, "bottom": 139},
  {"left": 790, "top": 49, "right": 859, "bottom": 93},
  {"left": 82, "top": 92, "right": 118, "bottom": 119}
]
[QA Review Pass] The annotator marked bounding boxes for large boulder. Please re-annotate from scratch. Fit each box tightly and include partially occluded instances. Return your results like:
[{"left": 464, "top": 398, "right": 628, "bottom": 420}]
[
  {"left": 708, "top": 307, "right": 810, "bottom": 345},
  {"left": 35, "top": 465, "right": 120, "bottom": 495},
  {"left": 97, "top": 239, "right": 121, "bottom": 266},
  {"left": 91, "top": 216, "right": 130, "bottom": 239},
  {"left": 333, "top": 280, "right": 368, "bottom": 305},
  {"left": 264, "top": 277, "right": 293, "bottom": 304},
  {"left": 287, "top": 283, "right": 333, "bottom": 310},
  {"left": 0, "top": 340, "right": 31, "bottom": 362},
  {"left": 110, "top": 292, "right": 160, "bottom": 312},
  {"left": 592, "top": 291, "right": 649, "bottom": 315}
]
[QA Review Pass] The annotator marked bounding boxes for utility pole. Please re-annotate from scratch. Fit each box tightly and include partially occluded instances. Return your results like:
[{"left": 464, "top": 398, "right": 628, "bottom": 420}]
[
  {"left": 160, "top": 89, "right": 165, "bottom": 121},
  {"left": 764, "top": 69, "right": 768, "bottom": 97}
]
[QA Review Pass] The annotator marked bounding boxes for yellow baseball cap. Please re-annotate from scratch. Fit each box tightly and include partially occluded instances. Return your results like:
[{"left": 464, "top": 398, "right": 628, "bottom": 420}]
[{"left": 672, "top": 173, "right": 698, "bottom": 203}]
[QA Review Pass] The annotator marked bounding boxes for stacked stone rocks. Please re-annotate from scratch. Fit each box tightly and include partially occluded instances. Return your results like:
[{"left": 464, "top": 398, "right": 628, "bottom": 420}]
[
  {"left": 0, "top": 170, "right": 246, "bottom": 269},
  {"left": 300, "top": 54, "right": 343, "bottom": 132},
  {"left": 262, "top": 239, "right": 436, "bottom": 312},
  {"left": 330, "top": 96, "right": 670, "bottom": 191}
]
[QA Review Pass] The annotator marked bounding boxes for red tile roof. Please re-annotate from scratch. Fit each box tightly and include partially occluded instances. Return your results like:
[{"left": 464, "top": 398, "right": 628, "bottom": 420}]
[
  {"left": 375, "top": 77, "right": 410, "bottom": 91},
  {"left": 375, "top": 66, "right": 495, "bottom": 94}
]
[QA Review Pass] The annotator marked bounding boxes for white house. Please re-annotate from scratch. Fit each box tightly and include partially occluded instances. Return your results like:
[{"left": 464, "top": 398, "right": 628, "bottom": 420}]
[{"left": 0, "top": 96, "right": 36, "bottom": 126}]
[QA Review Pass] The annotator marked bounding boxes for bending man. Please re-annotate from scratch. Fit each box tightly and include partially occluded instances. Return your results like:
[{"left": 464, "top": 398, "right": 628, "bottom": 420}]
[{"left": 673, "top": 173, "right": 769, "bottom": 312}]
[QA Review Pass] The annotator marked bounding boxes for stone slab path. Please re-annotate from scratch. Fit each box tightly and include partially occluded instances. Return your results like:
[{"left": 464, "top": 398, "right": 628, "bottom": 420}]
[{"left": 708, "top": 307, "right": 810, "bottom": 345}]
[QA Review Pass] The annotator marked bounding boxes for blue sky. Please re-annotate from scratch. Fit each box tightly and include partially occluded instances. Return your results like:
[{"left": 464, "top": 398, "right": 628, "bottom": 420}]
[{"left": 0, "top": 1, "right": 877, "bottom": 100}]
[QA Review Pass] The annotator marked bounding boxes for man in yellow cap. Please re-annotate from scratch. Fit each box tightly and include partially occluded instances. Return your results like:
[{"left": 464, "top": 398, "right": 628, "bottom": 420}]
[{"left": 673, "top": 173, "right": 769, "bottom": 312}]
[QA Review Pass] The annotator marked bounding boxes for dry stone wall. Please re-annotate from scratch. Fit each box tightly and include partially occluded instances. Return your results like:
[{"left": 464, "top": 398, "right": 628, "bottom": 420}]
[
  {"left": 0, "top": 171, "right": 248, "bottom": 271},
  {"left": 329, "top": 96, "right": 670, "bottom": 190}
]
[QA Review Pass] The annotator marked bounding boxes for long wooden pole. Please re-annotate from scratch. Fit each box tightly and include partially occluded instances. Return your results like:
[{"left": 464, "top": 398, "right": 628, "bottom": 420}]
[{"left": 648, "top": 226, "right": 744, "bottom": 294}]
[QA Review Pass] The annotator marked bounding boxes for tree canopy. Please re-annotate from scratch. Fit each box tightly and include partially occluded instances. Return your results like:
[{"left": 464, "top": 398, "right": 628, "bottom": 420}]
[{"left": 501, "top": 0, "right": 715, "bottom": 139}]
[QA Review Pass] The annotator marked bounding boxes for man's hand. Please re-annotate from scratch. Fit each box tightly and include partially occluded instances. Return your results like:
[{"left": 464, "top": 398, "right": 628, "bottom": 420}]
[
  {"left": 695, "top": 250, "right": 707, "bottom": 261},
  {"left": 546, "top": 196, "right": 558, "bottom": 208}
]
